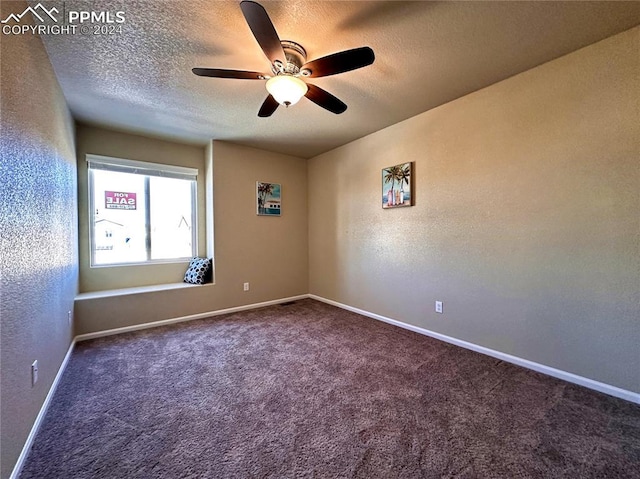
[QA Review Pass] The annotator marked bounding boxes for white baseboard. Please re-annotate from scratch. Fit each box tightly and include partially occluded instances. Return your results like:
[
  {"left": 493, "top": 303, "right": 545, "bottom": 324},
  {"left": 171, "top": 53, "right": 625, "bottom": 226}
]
[
  {"left": 10, "top": 340, "right": 76, "bottom": 479},
  {"left": 75, "top": 294, "right": 310, "bottom": 342},
  {"left": 309, "top": 294, "right": 640, "bottom": 404}
]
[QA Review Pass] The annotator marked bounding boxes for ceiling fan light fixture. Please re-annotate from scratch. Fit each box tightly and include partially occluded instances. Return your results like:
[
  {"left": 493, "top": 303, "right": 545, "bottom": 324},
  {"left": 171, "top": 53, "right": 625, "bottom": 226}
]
[
  {"left": 266, "top": 75, "right": 308, "bottom": 107},
  {"left": 193, "top": 1, "right": 374, "bottom": 117}
]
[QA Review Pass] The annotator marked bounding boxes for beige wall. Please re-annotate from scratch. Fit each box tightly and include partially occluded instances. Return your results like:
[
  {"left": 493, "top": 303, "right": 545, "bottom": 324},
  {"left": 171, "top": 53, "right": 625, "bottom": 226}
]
[
  {"left": 0, "top": 2, "right": 78, "bottom": 477},
  {"left": 76, "top": 124, "right": 207, "bottom": 292},
  {"left": 308, "top": 27, "right": 640, "bottom": 393},
  {"left": 76, "top": 140, "right": 308, "bottom": 334}
]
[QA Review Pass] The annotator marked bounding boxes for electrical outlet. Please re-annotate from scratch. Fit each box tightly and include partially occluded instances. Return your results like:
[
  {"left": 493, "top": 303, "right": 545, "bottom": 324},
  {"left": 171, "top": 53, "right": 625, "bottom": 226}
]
[
  {"left": 243, "top": 282, "right": 250, "bottom": 292},
  {"left": 435, "top": 301, "right": 443, "bottom": 314},
  {"left": 31, "top": 360, "right": 38, "bottom": 387},
  {"left": 68, "top": 310, "right": 72, "bottom": 325}
]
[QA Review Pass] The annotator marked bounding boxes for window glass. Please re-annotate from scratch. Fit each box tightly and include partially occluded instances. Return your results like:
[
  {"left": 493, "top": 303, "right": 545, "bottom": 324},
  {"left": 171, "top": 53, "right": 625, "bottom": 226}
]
[
  {"left": 149, "top": 176, "right": 194, "bottom": 260},
  {"left": 88, "top": 157, "right": 197, "bottom": 266}
]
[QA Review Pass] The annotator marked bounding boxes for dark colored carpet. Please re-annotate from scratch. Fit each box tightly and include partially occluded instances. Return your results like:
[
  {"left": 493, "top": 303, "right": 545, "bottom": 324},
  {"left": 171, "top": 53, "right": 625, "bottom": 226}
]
[{"left": 21, "top": 299, "right": 640, "bottom": 478}]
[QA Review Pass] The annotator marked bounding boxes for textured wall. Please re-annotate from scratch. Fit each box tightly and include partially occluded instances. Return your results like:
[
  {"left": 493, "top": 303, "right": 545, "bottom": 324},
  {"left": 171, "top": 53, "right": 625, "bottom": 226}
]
[
  {"left": 308, "top": 27, "right": 640, "bottom": 393},
  {"left": 75, "top": 141, "right": 308, "bottom": 334},
  {"left": 0, "top": 2, "right": 78, "bottom": 477},
  {"left": 75, "top": 124, "right": 207, "bottom": 292}
]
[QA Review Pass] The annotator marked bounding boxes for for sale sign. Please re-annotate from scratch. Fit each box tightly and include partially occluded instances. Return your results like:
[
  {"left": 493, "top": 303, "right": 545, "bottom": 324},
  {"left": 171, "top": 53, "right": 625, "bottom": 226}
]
[{"left": 105, "top": 191, "right": 136, "bottom": 210}]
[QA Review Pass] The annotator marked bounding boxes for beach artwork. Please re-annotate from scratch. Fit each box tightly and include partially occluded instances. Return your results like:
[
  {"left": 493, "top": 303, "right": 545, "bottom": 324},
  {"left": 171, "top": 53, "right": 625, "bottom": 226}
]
[
  {"left": 257, "top": 182, "right": 281, "bottom": 216},
  {"left": 382, "top": 162, "right": 413, "bottom": 208}
]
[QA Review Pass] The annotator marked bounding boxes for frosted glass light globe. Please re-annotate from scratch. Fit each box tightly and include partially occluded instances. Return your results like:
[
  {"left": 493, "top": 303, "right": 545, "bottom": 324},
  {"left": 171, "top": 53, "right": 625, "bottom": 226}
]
[{"left": 266, "top": 75, "right": 308, "bottom": 107}]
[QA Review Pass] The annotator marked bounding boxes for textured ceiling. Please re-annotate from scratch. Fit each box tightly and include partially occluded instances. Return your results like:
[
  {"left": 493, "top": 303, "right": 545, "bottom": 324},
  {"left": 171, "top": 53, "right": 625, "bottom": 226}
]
[{"left": 35, "top": 0, "right": 640, "bottom": 159}]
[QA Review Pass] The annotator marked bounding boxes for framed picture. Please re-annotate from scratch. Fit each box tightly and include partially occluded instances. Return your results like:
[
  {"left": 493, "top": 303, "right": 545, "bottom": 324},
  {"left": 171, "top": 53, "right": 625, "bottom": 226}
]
[
  {"left": 256, "top": 182, "right": 281, "bottom": 216},
  {"left": 382, "top": 162, "right": 413, "bottom": 208}
]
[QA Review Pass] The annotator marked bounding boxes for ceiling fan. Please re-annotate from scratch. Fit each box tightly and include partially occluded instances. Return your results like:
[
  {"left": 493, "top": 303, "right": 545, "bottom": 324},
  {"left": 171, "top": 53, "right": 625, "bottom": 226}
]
[{"left": 192, "top": 0, "right": 375, "bottom": 117}]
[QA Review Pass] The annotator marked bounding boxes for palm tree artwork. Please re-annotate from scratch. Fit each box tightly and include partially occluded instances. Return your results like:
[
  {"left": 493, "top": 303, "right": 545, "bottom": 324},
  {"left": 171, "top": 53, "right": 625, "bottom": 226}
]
[
  {"left": 382, "top": 162, "right": 413, "bottom": 208},
  {"left": 257, "top": 182, "right": 281, "bottom": 216}
]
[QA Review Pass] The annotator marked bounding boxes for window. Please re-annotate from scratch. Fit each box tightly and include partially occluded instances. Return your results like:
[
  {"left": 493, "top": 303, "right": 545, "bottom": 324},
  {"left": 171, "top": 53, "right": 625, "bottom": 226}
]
[{"left": 87, "top": 155, "right": 198, "bottom": 267}]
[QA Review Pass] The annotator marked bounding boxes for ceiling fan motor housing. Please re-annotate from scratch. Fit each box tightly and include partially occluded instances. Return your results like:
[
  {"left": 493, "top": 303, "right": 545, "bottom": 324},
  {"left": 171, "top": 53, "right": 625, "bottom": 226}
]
[{"left": 274, "top": 40, "right": 308, "bottom": 76}]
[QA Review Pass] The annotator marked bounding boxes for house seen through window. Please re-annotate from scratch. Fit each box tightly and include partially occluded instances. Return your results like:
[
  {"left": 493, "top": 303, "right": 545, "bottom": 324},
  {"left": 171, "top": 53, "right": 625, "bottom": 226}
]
[{"left": 88, "top": 155, "right": 198, "bottom": 267}]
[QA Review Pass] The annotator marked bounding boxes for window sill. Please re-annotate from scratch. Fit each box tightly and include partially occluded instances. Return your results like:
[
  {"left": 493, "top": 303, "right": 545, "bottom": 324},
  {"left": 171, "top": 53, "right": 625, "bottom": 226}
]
[{"left": 76, "top": 282, "right": 213, "bottom": 300}]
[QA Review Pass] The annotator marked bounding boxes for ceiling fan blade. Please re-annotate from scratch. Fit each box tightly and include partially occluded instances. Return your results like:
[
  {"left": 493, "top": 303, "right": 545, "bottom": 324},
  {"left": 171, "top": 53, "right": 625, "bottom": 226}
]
[
  {"left": 258, "top": 94, "right": 279, "bottom": 117},
  {"left": 240, "top": 1, "right": 286, "bottom": 66},
  {"left": 305, "top": 83, "right": 347, "bottom": 114},
  {"left": 301, "top": 47, "right": 375, "bottom": 78},
  {"left": 192, "top": 68, "right": 266, "bottom": 80}
]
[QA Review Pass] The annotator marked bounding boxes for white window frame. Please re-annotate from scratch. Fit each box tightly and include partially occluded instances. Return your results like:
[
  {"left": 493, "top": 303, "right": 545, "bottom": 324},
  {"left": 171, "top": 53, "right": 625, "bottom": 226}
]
[{"left": 87, "top": 154, "right": 198, "bottom": 267}]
